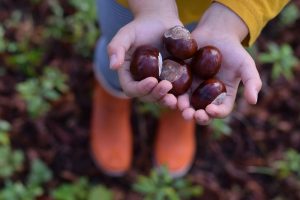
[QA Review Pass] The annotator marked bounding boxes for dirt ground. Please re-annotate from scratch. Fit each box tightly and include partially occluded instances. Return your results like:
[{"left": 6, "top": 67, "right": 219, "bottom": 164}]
[{"left": 1, "top": 0, "right": 300, "bottom": 199}]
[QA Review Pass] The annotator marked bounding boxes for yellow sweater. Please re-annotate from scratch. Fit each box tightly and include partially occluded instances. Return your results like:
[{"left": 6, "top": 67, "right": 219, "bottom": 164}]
[{"left": 117, "top": 0, "right": 289, "bottom": 46}]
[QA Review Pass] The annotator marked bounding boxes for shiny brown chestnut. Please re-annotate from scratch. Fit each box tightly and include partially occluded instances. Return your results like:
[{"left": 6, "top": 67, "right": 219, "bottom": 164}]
[
  {"left": 130, "top": 45, "right": 162, "bottom": 81},
  {"left": 191, "top": 79, "right": 226, "bottom": 110},
  {"left": 191, "top": 46, "right": 222, "bottom": 79},
  {"left": 163, "top": 25, "right": 198, "bottom": 60},
  {"left": 159, "top": 58, "right": 192, "bottom": 96}
]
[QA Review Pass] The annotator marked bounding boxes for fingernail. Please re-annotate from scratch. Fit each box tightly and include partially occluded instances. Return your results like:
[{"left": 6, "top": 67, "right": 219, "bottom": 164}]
[
  {"left": 253, "top": 89, "right": 259, "bottom": 104},
  {"left": 109, "top": 54, "right": 117, "bottom": 69}
]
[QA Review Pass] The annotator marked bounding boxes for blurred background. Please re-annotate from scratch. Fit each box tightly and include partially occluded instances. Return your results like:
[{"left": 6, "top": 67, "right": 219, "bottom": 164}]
[{"left": 0, "top": 0, "right": 300, "bottom": 199}]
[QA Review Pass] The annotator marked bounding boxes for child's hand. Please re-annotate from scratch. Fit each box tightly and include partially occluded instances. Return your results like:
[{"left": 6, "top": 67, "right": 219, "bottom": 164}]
[
  {"left": 178, "top": 3, "right": 262, "bottom": 125},
  {"left": 108, "top": 15, "right": 182, "bottom": 108}
]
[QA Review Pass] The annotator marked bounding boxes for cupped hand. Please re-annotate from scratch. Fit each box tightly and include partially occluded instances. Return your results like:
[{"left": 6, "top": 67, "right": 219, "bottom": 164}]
[
  {"left": 107, "top": 16, "right": 183, "bottom": 108},
  {"left": 178, "top": 31, "right": 262, "bottom": 125}
]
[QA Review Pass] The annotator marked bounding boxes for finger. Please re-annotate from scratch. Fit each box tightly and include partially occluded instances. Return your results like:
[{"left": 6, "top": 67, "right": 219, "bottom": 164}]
[
  {"left": 108, "top": 26, "right": 135, "bottom": 69},
  {"left": 194, "top": 109, "right": 212, "bottom": 125},
  {"left": 178, "top": 94, "right": 190, "bottom": 111},
  {"left": 159, "top": 93, "right": 177, "bottom": 109},
  {"left": 205, "top": 82, "right": 239, "bottom": 118},
  {"left": 239, "top": 57, "right": 262, "bottom": 104},
  {"left": 149, "top": 80, "right": 173, "bottom": 101},
  {"left": 182, "top": 107, "right": 195, "bottom": 121},
  {"left": 118, "top": 64, "right": 158, "bottom": 97}
]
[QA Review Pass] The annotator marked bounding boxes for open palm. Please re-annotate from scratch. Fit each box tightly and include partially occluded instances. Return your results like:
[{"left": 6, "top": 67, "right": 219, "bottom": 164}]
[
  {"left": 178, "top": 32, "right": 262, "bottom": 125},
  {"left": 108, "top": 17, "right": 183, "bottom": 108}
]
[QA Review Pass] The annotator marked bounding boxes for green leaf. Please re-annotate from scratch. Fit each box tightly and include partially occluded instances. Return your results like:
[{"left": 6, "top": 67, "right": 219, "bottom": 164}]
[
  {"left": 16, "top": 67, "right": 69, "bottom": 118},
  {"left": 279, "top": 3, "right": 299, "bottom": 26},
  {"left": 133, "top": 167, "right": 203, "bottom": 199},
  {"left": 137, "top": 102, "right": 164, "bottom": 118},
  {"left": 88, "top": 185, "right": 113, "bottom": 200},
  {"left": 164, "top": 187, "right": 180, "bottom": 200},
  {"left": 133, "top": 176, "right": 156, "bottom": 194},
  {"left": 259, "top": 43, "right": 299, "bottom": 81},
  {"left": 0, "top": 146, "right": 24, "bottom": 178},
  {"left": 0, "top": 120, "right": 11, "bottom": 134},
  {"left": 27, "top": 159, "right": 52, "bottom": 187},
  {"left": 259, "top": 53, "right": 276, "bottom": 63},
  {"left": 51, "top": 178, "right": 90, "bottom": 200}
]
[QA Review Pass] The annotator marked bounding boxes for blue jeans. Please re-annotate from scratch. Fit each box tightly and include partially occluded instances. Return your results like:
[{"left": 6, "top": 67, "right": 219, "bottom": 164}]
[{"left": 94, "top": 0, "right": 197, "bottom": 97}]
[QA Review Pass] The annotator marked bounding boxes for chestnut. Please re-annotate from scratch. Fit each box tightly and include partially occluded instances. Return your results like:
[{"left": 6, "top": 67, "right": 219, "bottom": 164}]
[
  {"left": 191, "top": 46, "right": 222, "bottom": 79},
  {"left": 159, "top": 58, "right": 192, "bottom": 96},
  {"left": 130, "top": 45, "right": 162, "bottom": 81},
  {"left": 163, "top": 25, "right": 198, "bottom": 60},
  {"left": 191, "top": 79, "right": 226, "bottom": 110}
]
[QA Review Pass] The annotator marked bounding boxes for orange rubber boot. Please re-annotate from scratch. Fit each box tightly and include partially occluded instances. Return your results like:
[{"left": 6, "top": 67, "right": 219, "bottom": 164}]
[
  {"left": 154, "top": 109, "right": 195, "bottom": 177},
  {"left": 90, "top": 83, "right": 132, "bottom": 176}
]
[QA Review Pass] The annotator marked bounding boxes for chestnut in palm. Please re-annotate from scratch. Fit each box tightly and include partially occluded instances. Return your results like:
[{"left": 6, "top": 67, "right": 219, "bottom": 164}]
[
  {"left": 163, "top": 25, "right": 198, "bottom": 60},
  {"left": 130, "top": 45, "right": 162, "bottom": 81},
  {"left": 159, "top": 58, "right": 192, "bottom": 96},
  {"left": 191, "top": 46, "right": 222, "bottom": 79},
  {"left": 191, "top": 79, "right": 226, "bottom": 110}
]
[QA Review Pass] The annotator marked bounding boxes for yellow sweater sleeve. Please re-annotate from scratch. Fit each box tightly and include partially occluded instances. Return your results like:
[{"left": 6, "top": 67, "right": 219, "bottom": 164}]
[
  {"left": 116, "top": 0, "right": 210, "bottom": 25},
  {"left": 213, "top": 0, "right": 289, "bottom": 46},
  {"left": 116, "top": 0, "right": 289, "bottom": 45}
]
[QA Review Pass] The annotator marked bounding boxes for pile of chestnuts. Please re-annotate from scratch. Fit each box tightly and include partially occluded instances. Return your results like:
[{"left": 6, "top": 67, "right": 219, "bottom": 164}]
[{"left": 130, "top": 25, "right": 226, "bottom": 110}]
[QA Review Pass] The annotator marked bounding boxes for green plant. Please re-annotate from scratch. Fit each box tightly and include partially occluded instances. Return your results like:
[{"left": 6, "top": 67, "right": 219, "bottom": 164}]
[
  {"left": 248, "top": 149, "right": 300, "bottom": 180},
  {"left": 0, "top": 120, "right": 24, "bottom": 178},
  {"left": 68, "top": 0, "right": 99, "bottom": 51},
  {"left": 0, "top": 158, "right": 52, "bottom": 200},
  {"left": 133, "top": 166, "right": 203, "bottom": 200},
  {"left": 211, "top": 118, "right": 232, "bottom": 139},
  {"left": 272, "top": 149, "right": 300, "bottom": 179},
  {"left": 45, "top": 0, "right": 99, "bottom": 57},
  {"left": 0, "top": 25, "right": 6, "bottom": 53},
  {"left": 0, "top": 24, "right": 20, "bottom": 54},
  {"left": 137, "top": 102, "right": 166, "bottom": 118},
  {"left": 0, "top": 120, "right": 11, "bottom": 145},
  {"left": 5, "top": 49, "right": 43, "bottom": 76},
  {"left": 45, "top": 0, "right": 65, "bottom": 39},
  {"left": 279, "top": 3, "right": 299, "bottom": 27},
  {"left": 4, "top": 10, "right": 22, "bottom": 29},
  {"left": 1, "top": 10, "right": 44, "bottom": 76},
  {"left": 17, "top": 67, "right": 69, "bottom": 118},
  {"left": 27, "top": 159, "right": 53, "bottom": 187},
  {"left": 51, "top": 177, "right": 113, "bottom": 200},
  {"left": 258, "top": 43, "right": 299, "bottom": 80}
]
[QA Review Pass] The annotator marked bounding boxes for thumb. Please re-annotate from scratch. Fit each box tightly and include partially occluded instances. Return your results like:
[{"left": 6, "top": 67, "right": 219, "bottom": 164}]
[
  {"left": 240, "top": 55, "right": 262, "bottom": 104},
  {"left": 107, "top": 26, "right": 135, "bottom": 70}
]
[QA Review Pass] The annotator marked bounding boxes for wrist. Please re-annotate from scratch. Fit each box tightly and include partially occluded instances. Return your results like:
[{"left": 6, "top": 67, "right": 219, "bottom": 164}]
[
  {"left": 128, "top": 0, "right": 179, "bottom": 20},
  {"left": 135, "top": 13, "right": 182, "bottom": 26},
  {"left": 195, "top": 2, "right": 249, "bottom": 43}
]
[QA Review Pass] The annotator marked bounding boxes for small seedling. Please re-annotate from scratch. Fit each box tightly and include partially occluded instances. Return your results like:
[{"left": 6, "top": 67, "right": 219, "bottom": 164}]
[
  {"left": 272, "top": 149, "right": 300, "bottom": 179},
  {"left": 0, "top": 25, "right": 6, "bottom": 53},
  {"left": 0, "top": 158, "right": 52, "bottom": 200},
  {"left": 0, "top": 120, "right": 24, "bottom": 179},
  {"left": 133, "top": 166, "right": 203, "bottom": 200},
  {"left": 247, "top": 149, "right": 300, "bottom": 180},
  {"left": 279, "top": 3, "right": 299, "bottom": 27},
  {"left": 17, "top": 67, "right": 69, "bottom": 118},
  {"left": 51, "top": 177, "right": 113, "bottom": 200},
  {"left": 211, "top": 118, "right": 232, "bottom": 139},
  {"left": 258, "top": 43, "right": 299, "bottom": 80},
  {"left": 45, "top": 0, "right": 99, "bottom": 57},
  {"left": 137, "top": 101, "right": 166, "bottom": 118}
]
